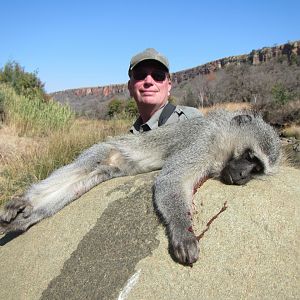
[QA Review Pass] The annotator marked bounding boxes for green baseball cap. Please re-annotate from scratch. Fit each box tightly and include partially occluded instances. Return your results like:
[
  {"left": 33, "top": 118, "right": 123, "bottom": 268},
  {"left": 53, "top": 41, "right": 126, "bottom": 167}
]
[{"left": 128, "top": 48, "right": 169, "bottom": 76}]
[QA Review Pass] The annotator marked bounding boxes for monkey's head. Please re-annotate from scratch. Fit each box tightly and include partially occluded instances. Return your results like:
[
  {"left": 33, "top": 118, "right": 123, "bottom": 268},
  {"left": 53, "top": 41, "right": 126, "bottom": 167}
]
[
  {"left": 219, "top": 113, "right": 282, "bottom": 186},
  {"left": 220, "top": 148, "right": 264, "bottom": 185}
]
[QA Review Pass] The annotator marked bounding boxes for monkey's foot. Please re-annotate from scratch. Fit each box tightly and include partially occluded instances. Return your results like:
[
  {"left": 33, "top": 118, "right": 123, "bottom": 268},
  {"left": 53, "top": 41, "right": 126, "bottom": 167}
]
[
  {"left": 170, "top": 227, "right": 200, "bottom": 265},
  {"left": 0, "top": 196, "right": 33, "bottom": 234}
]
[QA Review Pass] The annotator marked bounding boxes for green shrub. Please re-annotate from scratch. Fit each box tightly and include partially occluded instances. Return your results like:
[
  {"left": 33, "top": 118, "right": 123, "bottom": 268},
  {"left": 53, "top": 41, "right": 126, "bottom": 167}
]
[
  {"left": 108, "top": 99, "right": 123, "bottom": 118},
  {"left": 271, "top": 83, "right": 292, "bottom": 105},
  {"left": 108, "top": 98, "right": 138, "bottom": 119},
  {"left": 0, "top": 61, "right": 46, "bottom": 100},
  {"left": 124, "top": 99, "right": 138, "bottom": 117}
]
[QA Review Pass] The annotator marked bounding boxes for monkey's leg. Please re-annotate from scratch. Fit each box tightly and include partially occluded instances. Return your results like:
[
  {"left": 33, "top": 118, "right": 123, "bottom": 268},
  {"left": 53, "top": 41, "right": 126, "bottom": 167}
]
[
  {"left": 0, "top": 143, "right": 128, "bottom": 234},
  {"left": 154, "top": 167, "right": 207, "bottom": 265}
]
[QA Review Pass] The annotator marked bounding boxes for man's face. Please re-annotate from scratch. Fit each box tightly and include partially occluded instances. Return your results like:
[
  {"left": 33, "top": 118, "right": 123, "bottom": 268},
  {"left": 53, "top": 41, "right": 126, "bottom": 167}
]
[{"left": 128, "top": 61, "right": 172, "bottom": 108}]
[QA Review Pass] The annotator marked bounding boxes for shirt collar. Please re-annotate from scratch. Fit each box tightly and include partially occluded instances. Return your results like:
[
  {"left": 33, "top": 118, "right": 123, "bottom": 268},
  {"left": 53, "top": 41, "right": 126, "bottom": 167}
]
[{"left": 130, "top": 103, "right": 168, "bottom": 133}]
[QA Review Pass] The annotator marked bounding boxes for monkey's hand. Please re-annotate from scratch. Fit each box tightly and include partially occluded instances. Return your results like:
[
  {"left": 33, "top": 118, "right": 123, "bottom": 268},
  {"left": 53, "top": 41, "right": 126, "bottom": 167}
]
[
  {"left": 0, "top": 196, "right": 33, "bottom": 234},
  {"left": 169, "top": 224, "right": 200, "bottom": 265}
]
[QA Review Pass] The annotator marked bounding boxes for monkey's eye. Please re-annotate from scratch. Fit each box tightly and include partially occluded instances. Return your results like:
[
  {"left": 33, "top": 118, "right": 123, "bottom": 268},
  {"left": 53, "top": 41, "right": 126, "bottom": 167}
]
[
  {"left": 242, "top": 150, "right": 264, "bottom": 173},
  {"left": 243, "top": 150, "right": 255, "bottom": 162},
  {"left": 246, "top": 152, "right": 264, "bottom": 173},
  {"left": 254, "top": 164, "right": 263, "bottom": 172}
]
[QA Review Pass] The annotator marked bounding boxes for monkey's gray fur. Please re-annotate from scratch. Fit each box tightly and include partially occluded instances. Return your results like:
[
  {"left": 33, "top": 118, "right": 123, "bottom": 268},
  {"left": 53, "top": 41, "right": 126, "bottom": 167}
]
[{"left": 0, "top": 109, "right": 281, "bottom": 265}]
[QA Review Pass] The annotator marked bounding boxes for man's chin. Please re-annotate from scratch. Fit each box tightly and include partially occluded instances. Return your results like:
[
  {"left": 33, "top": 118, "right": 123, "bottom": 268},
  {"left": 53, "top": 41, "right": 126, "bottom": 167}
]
[{"left": 140, "top": 97, "right": 160, "bottom": 105}]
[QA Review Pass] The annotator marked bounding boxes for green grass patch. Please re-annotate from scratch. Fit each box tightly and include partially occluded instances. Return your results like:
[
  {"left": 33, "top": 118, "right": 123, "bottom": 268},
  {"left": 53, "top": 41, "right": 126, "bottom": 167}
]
[{"left": 0, "top": 84, "right": 75, "bottom": 136}]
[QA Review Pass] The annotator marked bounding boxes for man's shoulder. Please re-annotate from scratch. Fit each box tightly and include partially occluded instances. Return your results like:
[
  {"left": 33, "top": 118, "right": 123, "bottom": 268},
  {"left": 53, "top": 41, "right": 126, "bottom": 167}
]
[
  {"left": 130, "top": 104, "right": 204, "bottom": 134},
  {"left": 175, "top": 105, "right": 203, "bottom": 118}
]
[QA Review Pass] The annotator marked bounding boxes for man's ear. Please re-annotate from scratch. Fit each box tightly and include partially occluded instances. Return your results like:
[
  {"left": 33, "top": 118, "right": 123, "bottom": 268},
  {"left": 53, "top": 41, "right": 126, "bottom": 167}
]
[
  {"left": 168, "top": 78, "right": 172, "bottom": 94},
  {"left": 128, "top": 80, "right": 133, "bottom": 97}
]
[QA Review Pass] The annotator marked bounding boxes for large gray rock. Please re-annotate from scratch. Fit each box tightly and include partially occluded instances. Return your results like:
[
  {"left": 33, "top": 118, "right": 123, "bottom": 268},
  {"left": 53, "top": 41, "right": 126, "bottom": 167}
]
[{"left": 0, "top": 167, "right": 299, "bottom": 300}]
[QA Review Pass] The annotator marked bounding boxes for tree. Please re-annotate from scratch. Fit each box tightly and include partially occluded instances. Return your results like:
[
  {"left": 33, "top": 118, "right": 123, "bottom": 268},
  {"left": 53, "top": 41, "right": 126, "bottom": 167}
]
[
  {"left": 0, "top": 61, "right": 46, "bottom": 99},
  {"left": 107, "top": 99, "right": 123, "bottom": 118}
]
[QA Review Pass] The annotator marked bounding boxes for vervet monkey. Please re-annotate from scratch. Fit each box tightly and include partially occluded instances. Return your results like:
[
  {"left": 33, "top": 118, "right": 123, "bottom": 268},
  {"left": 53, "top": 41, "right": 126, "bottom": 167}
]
[{"left": 0, "top": 109, "right": 281, "bottom": 265}]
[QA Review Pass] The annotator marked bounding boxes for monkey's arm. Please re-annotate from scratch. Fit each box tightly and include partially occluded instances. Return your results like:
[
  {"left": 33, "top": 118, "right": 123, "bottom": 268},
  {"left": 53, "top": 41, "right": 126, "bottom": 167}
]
[
  {"left": 0, "top": 143, "right": 130, "bottom": 234},
  {"left": 154, "top": 161, "right": 209, "bottom": 265}
]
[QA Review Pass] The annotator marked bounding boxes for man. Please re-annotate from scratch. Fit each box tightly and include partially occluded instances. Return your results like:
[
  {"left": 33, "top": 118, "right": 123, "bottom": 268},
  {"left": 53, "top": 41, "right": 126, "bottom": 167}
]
[{"left": 128, "top": 48, "right": 203, "bottom": 134}]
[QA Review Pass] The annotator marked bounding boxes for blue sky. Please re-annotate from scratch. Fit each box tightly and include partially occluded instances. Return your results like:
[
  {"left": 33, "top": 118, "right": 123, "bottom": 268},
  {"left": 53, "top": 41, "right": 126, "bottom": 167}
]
[{"left": 1, "top": 0, "right": 299, "bottom": 93}]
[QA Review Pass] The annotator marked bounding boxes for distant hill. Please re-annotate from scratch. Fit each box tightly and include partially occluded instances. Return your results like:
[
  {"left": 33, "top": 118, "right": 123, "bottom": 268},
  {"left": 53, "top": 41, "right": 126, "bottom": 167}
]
[{"left": 51, "top": 41, "right": 300, "bottom": 119}]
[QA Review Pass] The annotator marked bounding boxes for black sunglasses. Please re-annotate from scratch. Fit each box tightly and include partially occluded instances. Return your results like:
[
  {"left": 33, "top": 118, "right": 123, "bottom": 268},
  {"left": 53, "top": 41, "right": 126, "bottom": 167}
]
[{"left": 132, "top": 70, "right": 167, "bottom": 82}]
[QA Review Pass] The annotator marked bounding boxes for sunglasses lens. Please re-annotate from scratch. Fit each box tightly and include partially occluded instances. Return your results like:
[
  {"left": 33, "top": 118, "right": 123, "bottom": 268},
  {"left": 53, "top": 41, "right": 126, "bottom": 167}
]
[
  {"left": 133, "top": 71, "right": 147, "bottom": 81},
  {"left": 132, "top": 70, "right": 166, "bottom": 81},
  {"left": 151, "top": 70, "right": 166, "bottom": 81}
]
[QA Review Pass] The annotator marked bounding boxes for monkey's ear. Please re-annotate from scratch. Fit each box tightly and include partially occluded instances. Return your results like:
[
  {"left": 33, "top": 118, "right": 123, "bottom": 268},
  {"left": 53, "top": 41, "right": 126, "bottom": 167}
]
[{"left": 231, "top": 114, "right": 252, "bottom": 126}]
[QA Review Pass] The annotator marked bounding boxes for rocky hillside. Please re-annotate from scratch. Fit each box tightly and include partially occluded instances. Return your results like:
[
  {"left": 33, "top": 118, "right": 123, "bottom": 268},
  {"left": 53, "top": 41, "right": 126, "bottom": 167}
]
[
  {"left": 171, "top": 40, "right": 300, "bottom": 85},
  {"left": 51, "top": 84, "right": 129, "bottom": 118},
  {"left": 51, "top": 41, "right": 300, "bottom": 118}
]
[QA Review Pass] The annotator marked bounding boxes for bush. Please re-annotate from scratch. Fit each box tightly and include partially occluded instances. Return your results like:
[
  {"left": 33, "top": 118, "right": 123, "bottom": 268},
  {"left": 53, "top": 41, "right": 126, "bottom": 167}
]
[
  {"left": 0, "top": 61, "right": 46, "bottom": 100},
  {"left": 107, "top": 98, "right": 138, "bottom": 119},
  {"left": 271, "top": 83, "right": 293, "bottom": 105},
  {"left": 107, "top": 99, "right": 123, "bottom": 118},
  {"left": 124, "top": 99, "right": 138, "bottom": 117}
]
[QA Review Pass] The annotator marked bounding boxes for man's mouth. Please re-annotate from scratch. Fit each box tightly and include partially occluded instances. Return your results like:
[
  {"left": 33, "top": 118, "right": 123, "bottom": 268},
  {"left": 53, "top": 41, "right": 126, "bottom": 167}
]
[{"left": 141, "top": 91, "right": 156, "bottom": 96}]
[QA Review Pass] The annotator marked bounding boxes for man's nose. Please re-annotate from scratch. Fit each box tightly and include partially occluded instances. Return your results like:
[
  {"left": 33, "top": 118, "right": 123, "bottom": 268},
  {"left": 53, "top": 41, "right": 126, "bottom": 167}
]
[{"left": 144, "top": 74, "right": 154, "bottom": 84}]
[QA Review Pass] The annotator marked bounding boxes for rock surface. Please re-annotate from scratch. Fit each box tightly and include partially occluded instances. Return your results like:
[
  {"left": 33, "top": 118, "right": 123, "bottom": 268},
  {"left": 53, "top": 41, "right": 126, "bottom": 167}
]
[{"left": 0, "top": 167, "right": 299, "bottom": 300}]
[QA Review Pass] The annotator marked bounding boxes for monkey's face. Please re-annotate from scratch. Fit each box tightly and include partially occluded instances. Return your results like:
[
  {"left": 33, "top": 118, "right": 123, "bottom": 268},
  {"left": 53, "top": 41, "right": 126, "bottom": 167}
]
[{"left": 220, "top": 150, "right": 264, "bottom": 185}]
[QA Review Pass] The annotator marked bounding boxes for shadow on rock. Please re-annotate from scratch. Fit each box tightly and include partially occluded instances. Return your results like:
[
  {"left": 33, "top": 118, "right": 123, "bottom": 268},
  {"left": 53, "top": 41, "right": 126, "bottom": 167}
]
[{"left": 41, "top": 173, "right": 161, "bottom": 300}]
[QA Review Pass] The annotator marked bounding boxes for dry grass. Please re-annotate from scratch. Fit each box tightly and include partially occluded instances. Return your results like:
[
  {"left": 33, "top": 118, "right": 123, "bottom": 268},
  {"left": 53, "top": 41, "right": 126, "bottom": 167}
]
[
  {"left": 0, "top": 118, "right": 131, "bottom": 206},
  {"left": 199, "top": 102, "right": 253, "bottom": 115},
  {"left": 281, "top": 125, "right": 300, "bottom": 140}
]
